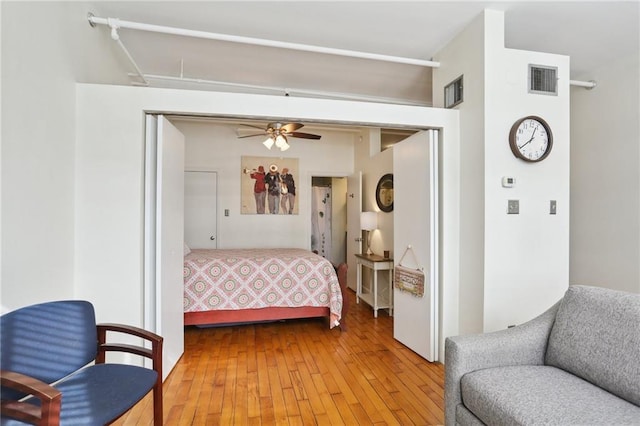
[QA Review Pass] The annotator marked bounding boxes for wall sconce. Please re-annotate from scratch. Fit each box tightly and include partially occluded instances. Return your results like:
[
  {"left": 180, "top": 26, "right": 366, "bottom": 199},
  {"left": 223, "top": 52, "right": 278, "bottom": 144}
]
[{"left": 360, "top": 211, "right": 378, "bottom": 255}]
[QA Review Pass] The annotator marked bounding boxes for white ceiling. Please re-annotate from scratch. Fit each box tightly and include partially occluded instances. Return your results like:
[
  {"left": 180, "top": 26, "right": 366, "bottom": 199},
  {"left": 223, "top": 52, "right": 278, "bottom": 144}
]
[{"left": 85, "top": 1, "right": 638, "bottom": 106}]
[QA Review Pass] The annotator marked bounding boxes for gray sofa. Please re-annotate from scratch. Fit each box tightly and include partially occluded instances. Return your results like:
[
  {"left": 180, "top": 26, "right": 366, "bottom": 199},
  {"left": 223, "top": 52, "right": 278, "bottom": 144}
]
[{"left": 445, "top": 285, "right": 640, "bottom": 425}]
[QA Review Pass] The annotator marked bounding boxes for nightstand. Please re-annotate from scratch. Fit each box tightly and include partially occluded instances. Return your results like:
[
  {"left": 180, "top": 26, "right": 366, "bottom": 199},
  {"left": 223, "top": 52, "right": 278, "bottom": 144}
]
[{"left": 355, "top": 253, "right": 394, "bottom": 318}]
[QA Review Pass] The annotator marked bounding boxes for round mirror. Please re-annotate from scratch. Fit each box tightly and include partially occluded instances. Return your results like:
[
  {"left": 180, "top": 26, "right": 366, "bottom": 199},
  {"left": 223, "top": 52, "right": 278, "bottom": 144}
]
[{"left": 375, "top": 173, "right": 394, "bottom": 212}]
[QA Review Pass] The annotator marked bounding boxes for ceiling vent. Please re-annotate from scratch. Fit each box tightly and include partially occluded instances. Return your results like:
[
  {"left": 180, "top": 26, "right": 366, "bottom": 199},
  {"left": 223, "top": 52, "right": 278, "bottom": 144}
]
[{"left": 529, "top": 65, "right": 557, "bottom": 95}]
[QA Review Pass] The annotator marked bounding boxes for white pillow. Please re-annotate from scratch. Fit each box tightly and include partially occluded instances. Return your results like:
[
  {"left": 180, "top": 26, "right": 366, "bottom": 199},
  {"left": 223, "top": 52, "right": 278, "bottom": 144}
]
[{"left": 183, "top": 242, "right": 191, "bottom": 256}]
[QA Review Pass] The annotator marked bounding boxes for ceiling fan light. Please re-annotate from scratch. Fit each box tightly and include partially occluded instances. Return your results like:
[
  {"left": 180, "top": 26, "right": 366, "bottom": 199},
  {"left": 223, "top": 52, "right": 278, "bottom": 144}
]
[
  {"left": 279, "top": 140, "right": 290, "bottom": 151},
  {"left": 275, "top": 134, "right": 287, "bottom": 148},
  {"left": 263, "top": 137, "right": 274, "bottom": 149}
]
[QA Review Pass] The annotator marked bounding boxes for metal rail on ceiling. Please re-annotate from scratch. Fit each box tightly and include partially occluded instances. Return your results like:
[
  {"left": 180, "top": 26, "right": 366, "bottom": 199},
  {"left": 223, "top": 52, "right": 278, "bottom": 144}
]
[{"left": 87, "top": 13, "right": 597, "bottom": 94}]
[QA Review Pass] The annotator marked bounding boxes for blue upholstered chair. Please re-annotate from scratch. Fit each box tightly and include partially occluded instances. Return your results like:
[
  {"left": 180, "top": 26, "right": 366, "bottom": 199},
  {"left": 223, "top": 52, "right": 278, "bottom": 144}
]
[{"left": 0, "top": 300, "right": 163, "bottom": 425}]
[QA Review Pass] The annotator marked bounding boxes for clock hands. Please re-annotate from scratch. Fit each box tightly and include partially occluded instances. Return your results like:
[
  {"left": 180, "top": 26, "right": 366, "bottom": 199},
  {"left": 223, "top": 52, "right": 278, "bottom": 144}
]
[
  {"left": 518, "top": 126, "right": 538, "bottom": 149},
  {"left": 519, "top": 139, "right": 532, "bottom": 149}
]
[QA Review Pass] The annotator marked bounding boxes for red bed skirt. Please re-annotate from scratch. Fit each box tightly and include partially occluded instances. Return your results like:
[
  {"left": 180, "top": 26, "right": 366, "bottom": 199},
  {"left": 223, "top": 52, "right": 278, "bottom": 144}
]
[{"left": 184, "top": 306, "right": 330, "bottom": 326}]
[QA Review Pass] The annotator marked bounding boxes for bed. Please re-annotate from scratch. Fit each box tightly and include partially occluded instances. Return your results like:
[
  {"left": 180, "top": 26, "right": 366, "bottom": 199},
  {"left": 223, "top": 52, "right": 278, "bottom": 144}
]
[{"left": 183, "top": 248, "right": 348, "bottom": 329}]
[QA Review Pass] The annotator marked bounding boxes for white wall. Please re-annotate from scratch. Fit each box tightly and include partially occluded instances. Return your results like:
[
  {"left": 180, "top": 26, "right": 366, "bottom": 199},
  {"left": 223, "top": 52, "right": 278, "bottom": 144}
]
[
  {"left": 361, "top": 146, "right": 394, "bottom": 259},
  {"left": 1, "top": 2, "right": 75, "bottom": 310},
  {"left": 570, "top": 51, "right": 640, "bottom": 294},
  {"left": 0, "top": 1, "right": 133, "bottom": 313},
  {"left": 75, "top": 84, "right": 459, "bottom": 333},
  {"left": 433, "top": 10, "right": 570, "bottom": 333},
  {"left": 353, "top": 137, "right": 394, "bottom": 293},
  {"left": 174, "top": 119, "right": 354, "bottom": 249},
  {"left": 484, "top": 50, "right": 570, "bottom": 331},
  {"left": 354, "top": 127, "right": 395, "bottom": 256},
  {"left": 431, "top": 9, "right": 486, "bottom": 335},
  {"left": 2, "top": 3, "right": 78, "bottom": 309}
]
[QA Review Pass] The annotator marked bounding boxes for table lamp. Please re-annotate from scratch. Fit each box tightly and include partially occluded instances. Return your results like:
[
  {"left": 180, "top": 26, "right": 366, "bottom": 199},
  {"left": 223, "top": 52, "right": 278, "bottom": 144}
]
[{"left": 360, "top": 211, "right": 378, "bottom": 255}]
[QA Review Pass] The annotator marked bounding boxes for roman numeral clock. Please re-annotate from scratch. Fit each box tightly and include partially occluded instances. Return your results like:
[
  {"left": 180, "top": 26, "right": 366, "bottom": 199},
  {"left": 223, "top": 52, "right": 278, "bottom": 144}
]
[{"left": 509, "top": 116, "right": 553, "bottom": 162}]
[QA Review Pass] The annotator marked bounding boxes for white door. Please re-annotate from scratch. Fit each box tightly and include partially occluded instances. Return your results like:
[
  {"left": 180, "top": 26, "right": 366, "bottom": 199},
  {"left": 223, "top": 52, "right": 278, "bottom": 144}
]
[
  {"left": 184, "top": 171, "right": 218, "bottom": 249},
  {"left": 346, "top": 172, "right": 362, "bottom": 291},
  {"left": 393, "top": 130, "right": 439, "bottom": 361},
  {"left": 144, "top": 115, "right": 185, "bottom": 379}
]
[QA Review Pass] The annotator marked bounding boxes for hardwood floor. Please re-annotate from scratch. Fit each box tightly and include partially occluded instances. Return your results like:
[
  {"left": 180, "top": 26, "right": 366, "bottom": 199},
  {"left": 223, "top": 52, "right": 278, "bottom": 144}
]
[{"left": 114, "top": 289, "right": 445, "bottom": 425}]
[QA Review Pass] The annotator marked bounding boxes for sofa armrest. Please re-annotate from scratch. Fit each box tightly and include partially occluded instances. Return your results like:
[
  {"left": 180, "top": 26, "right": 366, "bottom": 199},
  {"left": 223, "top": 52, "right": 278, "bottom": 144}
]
[
  {"left": 1, "top": 369, "right": 62, "bottom": 425},
  {"left": 444, "top": 301, "right": 560, "bottom": 425}
]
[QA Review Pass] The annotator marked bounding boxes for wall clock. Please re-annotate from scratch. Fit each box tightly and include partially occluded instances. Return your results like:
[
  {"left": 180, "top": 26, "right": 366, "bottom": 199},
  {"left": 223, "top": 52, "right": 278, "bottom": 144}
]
[
  {"left": 509, "top": 116, "right": 553, "bottom": 162},
  {"left": 375, "top": 173, "right": 394, "bottom": 212}
]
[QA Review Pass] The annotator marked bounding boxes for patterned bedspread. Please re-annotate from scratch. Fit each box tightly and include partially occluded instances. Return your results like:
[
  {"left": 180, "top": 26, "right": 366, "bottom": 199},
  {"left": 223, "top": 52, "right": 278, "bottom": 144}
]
[{"left": 183, "top": 248, "right": 342, "bottom": 323}]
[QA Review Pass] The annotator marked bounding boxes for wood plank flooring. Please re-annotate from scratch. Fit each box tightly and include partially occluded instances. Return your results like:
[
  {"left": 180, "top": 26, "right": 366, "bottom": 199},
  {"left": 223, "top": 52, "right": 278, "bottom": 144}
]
[{"left": 113, "top": 289, "right": 445, "bottom": 425}]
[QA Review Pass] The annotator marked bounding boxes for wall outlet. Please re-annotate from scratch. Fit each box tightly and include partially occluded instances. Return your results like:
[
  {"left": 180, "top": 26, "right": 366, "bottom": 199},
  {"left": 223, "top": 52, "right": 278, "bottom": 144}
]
[{"left": 508, "top": 199, "right": 519, "bottom": 214}]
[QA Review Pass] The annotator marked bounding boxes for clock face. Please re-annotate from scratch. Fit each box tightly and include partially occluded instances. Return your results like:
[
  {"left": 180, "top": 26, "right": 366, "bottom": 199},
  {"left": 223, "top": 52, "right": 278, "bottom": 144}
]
[{"left": 509, "top": 116, "right": 553, "bottom": 162}]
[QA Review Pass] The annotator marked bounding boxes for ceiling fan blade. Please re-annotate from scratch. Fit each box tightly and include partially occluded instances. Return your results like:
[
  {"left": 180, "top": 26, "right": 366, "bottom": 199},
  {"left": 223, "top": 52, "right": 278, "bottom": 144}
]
[
  {"left": 239, "top": 123, "right": 268, "bottom": 131},
  {"left": 237, "top": 133, "right": 267, "bottom": 139},
  {"left": 287, "top": 132, "right": 321, "bottom": 140},
  {"left": 280, "top": 123, "right": 304, "bottom": 133}
]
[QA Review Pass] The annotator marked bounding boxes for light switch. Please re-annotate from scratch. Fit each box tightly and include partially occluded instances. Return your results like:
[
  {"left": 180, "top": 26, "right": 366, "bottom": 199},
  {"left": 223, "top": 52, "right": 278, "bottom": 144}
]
[
  {"left": 224, "top": 209, "right": 229, "bottom": 217},
  {"left": 550, "top": 200, "right": 557, "bottom": 215},
  {"left": 508, "top": 200, "right": 519, "bottom": 214}
]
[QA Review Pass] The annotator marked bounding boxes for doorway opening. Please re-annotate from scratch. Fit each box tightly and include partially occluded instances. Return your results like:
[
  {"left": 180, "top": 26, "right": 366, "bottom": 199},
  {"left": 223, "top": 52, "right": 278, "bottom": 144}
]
[{"left": 311, "top": 176, "right": 347, "bottom": 266}]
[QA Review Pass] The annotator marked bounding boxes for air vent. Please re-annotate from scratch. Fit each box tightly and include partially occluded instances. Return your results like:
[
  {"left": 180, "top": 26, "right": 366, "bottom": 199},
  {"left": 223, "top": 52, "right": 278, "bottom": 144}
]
[
  {"left": 444, "top": 75, "right": 463, "bottom": 108},
  {"left": 529, "top": 65, "right": 557, "bottom": 95}
]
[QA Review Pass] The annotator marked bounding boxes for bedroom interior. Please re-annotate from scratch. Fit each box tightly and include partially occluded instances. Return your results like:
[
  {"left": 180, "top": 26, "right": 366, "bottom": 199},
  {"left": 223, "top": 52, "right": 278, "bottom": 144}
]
[{"left": 2, "top": 2, "right": 639, "bottom": 424}]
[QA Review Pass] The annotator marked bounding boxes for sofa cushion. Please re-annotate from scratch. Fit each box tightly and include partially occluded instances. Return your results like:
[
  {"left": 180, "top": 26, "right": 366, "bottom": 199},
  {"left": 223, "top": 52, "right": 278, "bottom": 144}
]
[
  {"left": 460, "top": 365, "right": 640, "bottom": 426},
  {"left": 545, "top": 285, "right": 640, "bottom": 406},
  {"left": 455, "top": 404, "right": 485, "bottom": 425}
]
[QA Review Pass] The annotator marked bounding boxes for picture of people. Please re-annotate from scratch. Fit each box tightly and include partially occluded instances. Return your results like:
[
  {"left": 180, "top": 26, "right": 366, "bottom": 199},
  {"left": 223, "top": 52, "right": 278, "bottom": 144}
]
[
  {"left": 243, "top": 165, "right": 266, "bottom": 213},
  {"left": 280, "top": 167, "right": 296, "bottom": 214},
  {"left": 241, "top": 156, "right": 299, "bottom": 215},
  {"left": 264, "top": 164, "right": 281, "bottom": 214}
]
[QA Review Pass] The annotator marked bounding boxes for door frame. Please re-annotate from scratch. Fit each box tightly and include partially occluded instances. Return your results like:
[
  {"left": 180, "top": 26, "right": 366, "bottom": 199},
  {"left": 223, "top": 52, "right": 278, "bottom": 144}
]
[
  {"left": 346, "top": 172, "right": 363, "bottom": 291},
  {"left": 143, "top": 114, "right": 185, "bottom": 378}
]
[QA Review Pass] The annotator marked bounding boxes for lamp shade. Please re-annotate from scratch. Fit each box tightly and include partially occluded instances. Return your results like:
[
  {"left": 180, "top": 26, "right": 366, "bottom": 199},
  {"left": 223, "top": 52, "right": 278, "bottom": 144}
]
[
  {"left": 275, "top": 134, "right": 287, "bottom": 148},
  {"left": 360, "top": 211, "right": 378, "bottom": 231},
  {"left": 263, "top": 137, "right": 274, "bottom": 149}
]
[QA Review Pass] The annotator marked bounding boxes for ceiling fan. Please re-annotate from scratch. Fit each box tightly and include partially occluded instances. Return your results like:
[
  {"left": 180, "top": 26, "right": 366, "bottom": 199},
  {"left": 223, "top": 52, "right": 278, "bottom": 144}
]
[{"left": 238, "top": 122, "right": 321, "bottom": 151}]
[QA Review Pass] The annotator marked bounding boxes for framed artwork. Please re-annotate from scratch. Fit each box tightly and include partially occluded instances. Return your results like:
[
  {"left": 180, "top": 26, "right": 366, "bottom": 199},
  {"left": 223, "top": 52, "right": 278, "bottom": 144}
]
[{"left": 241, "top": 156, "right": 299, "bottom": 215}]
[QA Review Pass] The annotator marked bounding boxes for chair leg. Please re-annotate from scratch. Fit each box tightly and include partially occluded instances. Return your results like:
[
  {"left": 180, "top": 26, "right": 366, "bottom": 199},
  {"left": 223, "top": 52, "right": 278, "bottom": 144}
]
[{"left": 153, "top": 379, "right": 163, "bottom": 426}]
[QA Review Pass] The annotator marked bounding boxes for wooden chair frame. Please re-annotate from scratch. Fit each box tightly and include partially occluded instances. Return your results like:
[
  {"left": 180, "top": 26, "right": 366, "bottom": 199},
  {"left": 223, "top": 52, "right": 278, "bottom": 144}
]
[{"left": 1, "top": 322, "right": 163, "bottom": 426}]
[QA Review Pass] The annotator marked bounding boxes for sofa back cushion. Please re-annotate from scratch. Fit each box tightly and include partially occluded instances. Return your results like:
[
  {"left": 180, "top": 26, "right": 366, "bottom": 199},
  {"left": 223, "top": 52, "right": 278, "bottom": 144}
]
[{"left": 546, "top": 285, "right": 640, "bottom": 406}]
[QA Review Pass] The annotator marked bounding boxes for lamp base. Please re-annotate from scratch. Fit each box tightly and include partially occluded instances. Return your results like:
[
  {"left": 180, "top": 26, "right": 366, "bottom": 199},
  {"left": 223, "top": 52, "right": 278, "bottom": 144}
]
[{"left": 365, "top": 230, "right": 374, "bottom": 255}]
